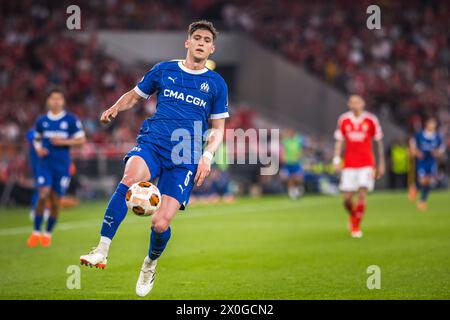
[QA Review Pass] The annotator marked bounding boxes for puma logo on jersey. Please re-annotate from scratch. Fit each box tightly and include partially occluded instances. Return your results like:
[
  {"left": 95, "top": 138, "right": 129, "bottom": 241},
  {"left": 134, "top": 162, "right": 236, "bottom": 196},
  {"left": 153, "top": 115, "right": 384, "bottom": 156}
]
[
  {"left": 178, "top": 184, "right": 185, "bottom": 194},
  {"left": 168, "top": 76, "right": 177, "bottom": 84}
]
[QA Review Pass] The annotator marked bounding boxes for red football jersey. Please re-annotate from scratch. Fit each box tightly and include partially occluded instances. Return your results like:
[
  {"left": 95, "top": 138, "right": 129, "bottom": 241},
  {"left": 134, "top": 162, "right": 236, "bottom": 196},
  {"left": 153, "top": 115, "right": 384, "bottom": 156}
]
[{"left": 334, "top": 111, "right": 383, "bottom": 168}]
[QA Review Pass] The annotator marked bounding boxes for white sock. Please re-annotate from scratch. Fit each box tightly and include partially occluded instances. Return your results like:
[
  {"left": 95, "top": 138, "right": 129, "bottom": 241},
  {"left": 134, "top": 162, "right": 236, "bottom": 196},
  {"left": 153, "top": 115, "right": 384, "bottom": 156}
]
[{"left": 98, "top": 236, "right": 111, "bottom": 254}]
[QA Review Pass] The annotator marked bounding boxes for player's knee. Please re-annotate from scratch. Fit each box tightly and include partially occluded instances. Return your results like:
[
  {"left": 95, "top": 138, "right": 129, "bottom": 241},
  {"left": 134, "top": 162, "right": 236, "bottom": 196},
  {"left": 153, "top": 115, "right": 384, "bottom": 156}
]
[
  {"left": 50, "top": 193, "right": 59, "bottom": 208},
  {"left": 343, "top": 198, "right": 353, "bottom": 211},
  {"left": 38, "top": 187, "right": 50, "bottom": 199},
  {"left": 343, "top": 193, "right": 352, "bottom": 202},
  {"left": 121, "top": 174, "right": 140, "bottom": 187},
  {"left": 152, "top": 216, "right": 170, "bottom": 233}
]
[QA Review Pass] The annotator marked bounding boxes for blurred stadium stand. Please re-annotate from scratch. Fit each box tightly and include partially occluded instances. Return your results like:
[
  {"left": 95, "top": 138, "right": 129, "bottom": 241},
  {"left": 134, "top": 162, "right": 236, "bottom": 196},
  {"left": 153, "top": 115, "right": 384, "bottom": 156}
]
[{"left": 0, "top": 0, "right": 448, "bottom": 205}]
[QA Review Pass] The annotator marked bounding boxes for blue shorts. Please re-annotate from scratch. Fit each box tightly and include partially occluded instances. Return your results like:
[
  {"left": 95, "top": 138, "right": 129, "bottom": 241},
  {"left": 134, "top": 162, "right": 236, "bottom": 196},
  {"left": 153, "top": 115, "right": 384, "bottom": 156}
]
[
  {"left": 281, "top": 163, "right": 303, "bottom": 178},
  {"left": 417, "top": 160, "right": 437, "bottom": 178},
  {"left": 35, "top": 162, "right": 71, "bottom": 196},
  {"left": 124, "top": 142, "right": 197, "bottom": 210}
]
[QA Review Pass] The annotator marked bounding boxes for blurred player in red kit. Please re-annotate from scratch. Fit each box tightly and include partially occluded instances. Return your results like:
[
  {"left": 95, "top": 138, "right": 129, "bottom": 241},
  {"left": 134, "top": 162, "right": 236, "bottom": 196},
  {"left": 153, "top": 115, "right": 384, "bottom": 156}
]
[{"left": 333, "top": 95, "right": 385, "bottom": 238}]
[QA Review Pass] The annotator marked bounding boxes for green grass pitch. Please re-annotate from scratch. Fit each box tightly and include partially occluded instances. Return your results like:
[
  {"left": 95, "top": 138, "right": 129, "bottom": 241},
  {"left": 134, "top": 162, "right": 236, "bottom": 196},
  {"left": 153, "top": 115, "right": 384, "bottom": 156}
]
[{"left": 1, "top": 191, "right": 449, "bottom": 299}]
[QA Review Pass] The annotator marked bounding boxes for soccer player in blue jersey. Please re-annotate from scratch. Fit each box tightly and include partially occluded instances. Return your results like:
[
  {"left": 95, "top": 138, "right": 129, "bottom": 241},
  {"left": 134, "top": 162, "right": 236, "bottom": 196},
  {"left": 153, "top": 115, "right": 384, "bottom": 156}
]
[
  {"left": 27, "top": 88, "right": 86, "bottom": 247},
  {"left": 80, "top": 21, "right": 229, "bottom": 297},
  {"left": 410, "top": 117, "right": 445, "bottom": 211}
]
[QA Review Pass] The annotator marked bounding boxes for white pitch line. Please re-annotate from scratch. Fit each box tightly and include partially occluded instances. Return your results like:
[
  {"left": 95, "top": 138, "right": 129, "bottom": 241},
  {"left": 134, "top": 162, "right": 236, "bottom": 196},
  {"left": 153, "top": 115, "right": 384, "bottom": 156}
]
[
  {"left": 0, "top": 193, "right": 407, "bottom": 237},
  {"left": 0, "top": 219, "right": 102, "bottom": 236},
  {"left": 0, "top": 200, "right": 316, "bottom": 237}
]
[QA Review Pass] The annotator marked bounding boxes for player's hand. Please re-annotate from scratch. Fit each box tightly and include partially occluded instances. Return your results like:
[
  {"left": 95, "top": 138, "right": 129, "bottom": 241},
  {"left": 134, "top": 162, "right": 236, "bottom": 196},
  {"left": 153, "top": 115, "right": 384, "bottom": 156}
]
[
  {"left": 332, "top": 156, "right": 342, "bottom": 173},
  {"left": 333, "top": 163, "right": 342, "bottom": 173},
  {"left": 194, "top": 156, "right": 212, "bottom": 187},
  {"left": 432, "top": 149, "right": 442, "bottom": 158},
  {"left": 416, "top": 150, "right": 424, "bottom": 160},
  {"left": 100, "top": 106, "right": 119, "bottom": 124},
  {"left": 51, "top": 138, "right": 68, "bottom": 146},
  {"left": 376, "top": 163, "right": 385, "bottom": 179},
  {"left": 36, "top": 147, "right": 49, "bottom": 158}
]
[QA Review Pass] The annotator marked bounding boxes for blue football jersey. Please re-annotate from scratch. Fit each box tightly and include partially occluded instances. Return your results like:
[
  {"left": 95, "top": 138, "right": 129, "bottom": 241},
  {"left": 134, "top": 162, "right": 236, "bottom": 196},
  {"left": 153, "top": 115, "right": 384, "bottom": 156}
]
[
  {"left": 415, "top": 130, "right": 443, "bottom": 162},
  {"left": 34, "top": 111, "right": 85, "bottom": 169},
  {"left": 133, "top": 61, "right": 229, "bottom": 148}
]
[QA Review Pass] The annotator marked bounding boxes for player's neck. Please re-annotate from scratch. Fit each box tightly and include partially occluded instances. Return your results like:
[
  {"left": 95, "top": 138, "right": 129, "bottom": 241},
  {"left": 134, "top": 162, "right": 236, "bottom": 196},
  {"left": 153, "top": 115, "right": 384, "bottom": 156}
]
[
  {"left": 352, "top": 110, "right": 364, "bottom": 118},
  {"left": 47, "top": 109, "right": 66, "bottom": 120},
  {"left": 182, "top": 57, "right": 206, "bottom": 71},
  {"left": 48, "top": 109, "right": 64, "bottom": 115}
]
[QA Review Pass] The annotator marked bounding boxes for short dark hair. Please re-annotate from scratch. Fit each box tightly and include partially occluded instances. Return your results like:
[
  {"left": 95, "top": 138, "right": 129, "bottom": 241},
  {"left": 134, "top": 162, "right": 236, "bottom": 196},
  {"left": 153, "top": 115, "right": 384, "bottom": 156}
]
[
  {"left": 425, "top": 116, "right": 438, "bottom": 126},
  {"left": 45, "top": 87, "right": 65, "bottom": 99},
  {"left": 188, "top": 20, "right": 218, "bottom": 41}
]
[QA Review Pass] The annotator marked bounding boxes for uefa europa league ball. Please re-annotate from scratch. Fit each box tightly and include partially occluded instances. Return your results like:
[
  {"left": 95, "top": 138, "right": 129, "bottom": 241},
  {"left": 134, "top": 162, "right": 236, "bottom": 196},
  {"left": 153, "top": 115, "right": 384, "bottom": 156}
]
[{"left": 125, "top": 182, "right": 161, "bottom": 216}]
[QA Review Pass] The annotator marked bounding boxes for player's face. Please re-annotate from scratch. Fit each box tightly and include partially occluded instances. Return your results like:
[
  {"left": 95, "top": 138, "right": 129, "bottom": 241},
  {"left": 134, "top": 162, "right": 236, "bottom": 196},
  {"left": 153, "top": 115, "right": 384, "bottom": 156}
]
[
  {"left": 46, "top": 92, "right": 65, "bottom": 113},
  {"left": 425, "top": 119, "right": 437, "bottom": 132},
  {"left": 348, "top": 96, "right": 365, "bottom": 114},
  {"left": 185, "top": 29, "right": 215, "bottom": 62}
]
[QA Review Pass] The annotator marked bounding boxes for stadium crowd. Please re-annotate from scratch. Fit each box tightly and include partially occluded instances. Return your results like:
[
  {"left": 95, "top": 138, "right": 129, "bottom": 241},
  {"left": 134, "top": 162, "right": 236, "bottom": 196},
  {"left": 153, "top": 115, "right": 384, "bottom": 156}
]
[
  {"left": 212, "top": 0, "right": 450, "bottom": 143},
  {"left": 1, "top": 0, "right": 449, "bottom": 200}
]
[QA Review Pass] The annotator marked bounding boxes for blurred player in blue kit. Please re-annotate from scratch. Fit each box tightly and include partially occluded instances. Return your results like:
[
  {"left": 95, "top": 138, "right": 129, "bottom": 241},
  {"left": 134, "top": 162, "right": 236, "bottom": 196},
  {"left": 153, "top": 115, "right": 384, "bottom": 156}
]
[
  {"left": 27, "top": 88, "right": 86, "bottom": 247},
  {"left": 410, "top": 117, "right": 445, "bottom": 211},
  {"left": 280, "top": 129, "right": 305, "bottom": 200},
  {"left": 80, "top": 21, "right": 229, "bottom": 297}
]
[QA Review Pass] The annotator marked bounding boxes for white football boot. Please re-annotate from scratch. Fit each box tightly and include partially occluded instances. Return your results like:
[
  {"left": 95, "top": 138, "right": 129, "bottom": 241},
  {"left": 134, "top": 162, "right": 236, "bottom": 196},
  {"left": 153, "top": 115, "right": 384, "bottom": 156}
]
[
  {"left": 136, "top": 256, "right": 157, "bottom": 297},
  {"left": 351, "top": 230, "right": 363, "bottom": 238},
  {"left": 80, "top": 246, "right": 108, "bottom": 269}
]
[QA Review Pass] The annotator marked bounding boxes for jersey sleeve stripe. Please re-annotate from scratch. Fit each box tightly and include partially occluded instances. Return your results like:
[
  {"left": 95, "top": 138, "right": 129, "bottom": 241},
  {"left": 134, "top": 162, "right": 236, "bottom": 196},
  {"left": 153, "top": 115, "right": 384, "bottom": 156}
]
[
  {"left": 134, "top": 86, "right": 149, "bottom": 99},
  {"left": 374, "top": 132, "right": 384, "bottom": 141},
  {"left": 369, "top": 114, "right": 384, "bottom": 141},
  {"left": 210, "top": 112, "right": 230, "bottom": 119},
  {"left": 334, "top": 130, "right": 344, "bottom": 141}
]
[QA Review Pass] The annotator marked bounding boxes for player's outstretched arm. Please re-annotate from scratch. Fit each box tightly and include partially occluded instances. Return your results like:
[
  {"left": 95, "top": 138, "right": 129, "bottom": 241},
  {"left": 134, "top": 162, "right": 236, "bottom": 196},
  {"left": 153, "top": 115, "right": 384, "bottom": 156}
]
[
  {"left": 409, "top": 136, "right": 425, "bottom": 159},
  {"left": 375, "top": 139, "right": 386, "bottom": 179},
  {"left": 333, "top": 140, "right": 344, "bottom": 172},
  {"left": 194, "top": 118, "right": 226, "bottom": 187},
  {"left": 432, "top": 138, "right": 446, "bottom": 158},
  {"left": 333, "top": 119, "right": 345, "bottom": 172},
  {"left": 100, "top": 89, "right": 142, "bottom": 124},
  {"left": 409, "top": 137, "right": 418, "bottom": 158},
  {"left": 33, "top": 136, "right": 49, "bottom": 157},
  {"left": 51, "top": 136, "right": 86, "bottom": 147}
]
